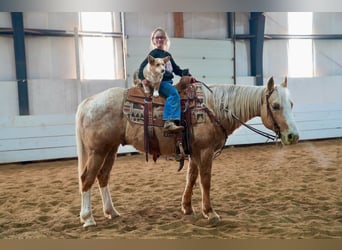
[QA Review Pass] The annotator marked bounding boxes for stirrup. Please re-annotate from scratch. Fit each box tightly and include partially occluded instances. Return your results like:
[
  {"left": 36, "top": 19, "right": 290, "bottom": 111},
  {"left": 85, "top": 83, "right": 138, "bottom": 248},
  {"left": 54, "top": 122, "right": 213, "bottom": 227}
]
[{"left": 163, "top": 121, "right": 184, "bottom": 133}]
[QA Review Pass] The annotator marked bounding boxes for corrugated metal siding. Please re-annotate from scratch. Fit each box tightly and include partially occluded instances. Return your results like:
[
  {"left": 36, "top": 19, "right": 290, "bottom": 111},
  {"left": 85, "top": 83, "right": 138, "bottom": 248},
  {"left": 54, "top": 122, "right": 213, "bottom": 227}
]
[{"left": 126, "top": 36, "right": 234, "bottom": 86}]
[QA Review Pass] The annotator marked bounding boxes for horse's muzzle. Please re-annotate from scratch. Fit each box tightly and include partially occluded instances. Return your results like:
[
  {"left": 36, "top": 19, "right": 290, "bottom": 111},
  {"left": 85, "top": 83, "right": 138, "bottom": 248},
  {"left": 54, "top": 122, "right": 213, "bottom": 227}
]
[{"left": 281, "top": 132, "right": 299, "bottom": 145}]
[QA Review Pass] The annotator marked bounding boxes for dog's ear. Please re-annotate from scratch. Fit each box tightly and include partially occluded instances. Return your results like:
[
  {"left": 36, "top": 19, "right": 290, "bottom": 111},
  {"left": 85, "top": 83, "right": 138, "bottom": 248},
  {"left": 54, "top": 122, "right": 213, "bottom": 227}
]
[
  {"left": 163, "top": 56, "right": 171, "bottom": 63},
  {"left": 148, "top": 55, "right": 155, "bottom": 64}
]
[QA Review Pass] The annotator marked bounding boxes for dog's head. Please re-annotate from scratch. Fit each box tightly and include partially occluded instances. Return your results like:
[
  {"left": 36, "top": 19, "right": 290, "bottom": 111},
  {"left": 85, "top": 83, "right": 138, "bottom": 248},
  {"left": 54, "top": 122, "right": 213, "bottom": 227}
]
[{"left": 147, "top": 55, "right": 170, "bottom": 75}]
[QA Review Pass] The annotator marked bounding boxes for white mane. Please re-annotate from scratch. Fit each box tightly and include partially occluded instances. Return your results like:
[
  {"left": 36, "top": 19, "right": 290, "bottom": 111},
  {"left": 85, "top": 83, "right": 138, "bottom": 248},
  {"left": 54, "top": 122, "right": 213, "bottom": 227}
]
[{"left": 203, "top": 84, "right": 264, "bottom": 124}]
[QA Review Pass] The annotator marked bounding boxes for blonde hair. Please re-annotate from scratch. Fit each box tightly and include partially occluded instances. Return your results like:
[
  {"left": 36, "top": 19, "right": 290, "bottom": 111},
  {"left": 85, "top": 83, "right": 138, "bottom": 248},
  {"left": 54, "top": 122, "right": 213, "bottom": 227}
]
[{"left": 150, "top": 27, "right": 170, "bottom": 51}]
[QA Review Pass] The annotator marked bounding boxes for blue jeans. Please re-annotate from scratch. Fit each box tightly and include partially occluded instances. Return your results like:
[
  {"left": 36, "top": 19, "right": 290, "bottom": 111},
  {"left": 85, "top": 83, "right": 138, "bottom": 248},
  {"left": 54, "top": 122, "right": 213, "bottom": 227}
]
[{"left": 159, "top": 80, "right": 181, "bottom": 121}]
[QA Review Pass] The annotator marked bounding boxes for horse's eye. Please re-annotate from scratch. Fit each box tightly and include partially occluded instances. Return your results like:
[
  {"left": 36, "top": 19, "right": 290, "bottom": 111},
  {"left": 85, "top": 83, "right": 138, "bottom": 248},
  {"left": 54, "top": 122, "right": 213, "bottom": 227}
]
[{"left": 272, "top": 103, "right": 280, "bottom": 110}]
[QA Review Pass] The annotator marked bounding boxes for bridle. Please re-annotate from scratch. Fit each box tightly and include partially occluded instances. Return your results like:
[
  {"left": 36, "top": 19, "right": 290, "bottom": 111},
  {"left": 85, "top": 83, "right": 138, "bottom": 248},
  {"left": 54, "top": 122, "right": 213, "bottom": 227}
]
[
  {"left": 265, "top": 88, "right": 281, "bottom": 139},
  {"left": 199, "top": 80, "right": 281, "bottom": 142}
]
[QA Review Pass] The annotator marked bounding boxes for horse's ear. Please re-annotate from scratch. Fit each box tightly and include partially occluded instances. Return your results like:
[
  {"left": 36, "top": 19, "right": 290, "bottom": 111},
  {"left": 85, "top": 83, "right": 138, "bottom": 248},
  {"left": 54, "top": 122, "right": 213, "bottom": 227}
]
[
  {"left": 267, "top": 76, "right": 275, "bottom": 91},
  {"left": 281, "top": 76, "right": 288, "bottom": 88}
]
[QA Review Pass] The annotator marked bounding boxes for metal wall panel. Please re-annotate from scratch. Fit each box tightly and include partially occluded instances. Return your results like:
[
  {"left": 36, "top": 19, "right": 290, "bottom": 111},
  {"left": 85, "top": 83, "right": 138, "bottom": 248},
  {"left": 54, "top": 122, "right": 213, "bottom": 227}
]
[
  {"left": 0, "top": 81, "right": 19, "bottom": 116},
  {"left": 313, "top": 40, "right": 342, "bottom": 76},
  {"left": 126, "top": 36, "right": 234, "bottom": 86},
  {"left": 25, "top": 37, "right": 76, "bottom": 79},
  {"left": 23, "top": 12, "right": 79, "bottom": 30},
  {"left": 0, "top": 37, "right": 16, "bottom": 81}
]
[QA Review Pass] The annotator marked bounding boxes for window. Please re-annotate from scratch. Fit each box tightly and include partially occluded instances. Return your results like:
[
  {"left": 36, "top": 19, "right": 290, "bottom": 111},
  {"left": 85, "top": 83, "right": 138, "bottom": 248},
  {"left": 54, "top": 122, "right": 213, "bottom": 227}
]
[
  {"left": 79, "top": 12, "right": 123, "bottom": 80},
  {"left": 287, "top": 12, "right": 313, "bottom": 77}
]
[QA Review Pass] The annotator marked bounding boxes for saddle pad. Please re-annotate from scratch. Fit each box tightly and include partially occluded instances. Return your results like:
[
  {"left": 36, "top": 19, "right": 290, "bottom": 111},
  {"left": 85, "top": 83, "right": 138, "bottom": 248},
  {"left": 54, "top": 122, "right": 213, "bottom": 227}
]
[
  {"left": 181, "top": 82, "right": 206, "bottom": 124},
  {"left": 123, "top": 101, "right": 165, "bottom": 127}
]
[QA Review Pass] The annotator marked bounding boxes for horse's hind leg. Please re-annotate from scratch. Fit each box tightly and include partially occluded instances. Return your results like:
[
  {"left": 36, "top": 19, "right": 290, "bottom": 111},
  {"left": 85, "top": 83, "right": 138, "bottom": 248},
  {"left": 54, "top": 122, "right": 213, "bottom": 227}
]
[
  {"left": 97, "top": 146, "right": 121, "bottom": 220},
  {"left": 79, "top": 151, "right": 105, "bottom": 227}
]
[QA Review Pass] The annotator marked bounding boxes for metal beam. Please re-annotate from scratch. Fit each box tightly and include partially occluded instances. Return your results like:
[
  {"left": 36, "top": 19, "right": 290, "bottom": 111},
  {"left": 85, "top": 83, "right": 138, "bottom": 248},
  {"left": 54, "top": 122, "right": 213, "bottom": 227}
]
[
  {"left": 249, "top": 12, "right": 265, "bottom": 86},
  {"left": 173, "top": 12, "right": 184, "bottom": 38},
  {"left": 11, "top": 12, "right": 29, "bottom": 115},
  {"left": 0, "top": 27, "right": 123, "bottom": 38},
  {"left": 227, "top": 12, "right": 234, "bottom": 39}
]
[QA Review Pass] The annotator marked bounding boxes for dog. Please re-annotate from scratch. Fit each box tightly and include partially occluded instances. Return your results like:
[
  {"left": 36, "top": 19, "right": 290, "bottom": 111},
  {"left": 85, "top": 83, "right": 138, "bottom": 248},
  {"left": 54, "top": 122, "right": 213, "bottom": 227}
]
[{"left": 142, "top": 55, "right": 170, "bottom": 97}]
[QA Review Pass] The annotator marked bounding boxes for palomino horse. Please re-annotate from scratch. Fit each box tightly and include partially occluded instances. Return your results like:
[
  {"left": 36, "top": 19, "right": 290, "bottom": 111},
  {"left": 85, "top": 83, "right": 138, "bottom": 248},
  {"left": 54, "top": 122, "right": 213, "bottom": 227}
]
[{"left": 76, "top": 76, "right": 299, "bottom": 227}]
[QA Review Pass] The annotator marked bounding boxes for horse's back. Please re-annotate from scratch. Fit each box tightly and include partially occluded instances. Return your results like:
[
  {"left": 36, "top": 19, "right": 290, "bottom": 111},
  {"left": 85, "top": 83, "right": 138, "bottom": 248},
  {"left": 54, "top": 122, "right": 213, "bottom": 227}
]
[{"left": 78, "top": 87, "right": 126, "bottom": 113}]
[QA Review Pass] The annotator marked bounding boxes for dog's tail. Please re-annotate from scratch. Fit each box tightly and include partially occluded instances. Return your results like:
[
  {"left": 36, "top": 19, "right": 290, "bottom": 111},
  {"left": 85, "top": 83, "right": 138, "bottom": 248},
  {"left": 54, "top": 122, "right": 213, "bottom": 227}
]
[{"left": 132, "top": 70, "right": 142, "bottom": 87}]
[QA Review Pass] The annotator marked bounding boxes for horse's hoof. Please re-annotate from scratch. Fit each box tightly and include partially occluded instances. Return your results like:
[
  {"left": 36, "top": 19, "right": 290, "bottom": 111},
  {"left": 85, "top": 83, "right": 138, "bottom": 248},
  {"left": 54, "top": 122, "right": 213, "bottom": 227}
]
[
  {"left": 104, "top": 209, "right": 121, "bottom": 219},
  {"left": 82, "top": 217, "right": 96, "bottom": 228},
  {"left": 182, "top": 206, "right": 195, "bottom": 216},
  {"left": 207, "top": 212, "right": 221, "bottom": 225}
]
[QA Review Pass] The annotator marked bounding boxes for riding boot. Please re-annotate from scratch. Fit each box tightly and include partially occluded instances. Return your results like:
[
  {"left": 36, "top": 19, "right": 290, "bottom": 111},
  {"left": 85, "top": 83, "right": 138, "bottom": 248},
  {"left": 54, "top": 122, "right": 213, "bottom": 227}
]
[{"left": 163, "top": 120, "right": 184, "bottom": 133}]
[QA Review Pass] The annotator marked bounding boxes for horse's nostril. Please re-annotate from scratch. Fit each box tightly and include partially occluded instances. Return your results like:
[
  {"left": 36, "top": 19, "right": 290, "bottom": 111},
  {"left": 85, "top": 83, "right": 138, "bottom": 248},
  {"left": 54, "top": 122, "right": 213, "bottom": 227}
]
[{"left": 288, "top": 133, "right": 299, "bottom": 142}]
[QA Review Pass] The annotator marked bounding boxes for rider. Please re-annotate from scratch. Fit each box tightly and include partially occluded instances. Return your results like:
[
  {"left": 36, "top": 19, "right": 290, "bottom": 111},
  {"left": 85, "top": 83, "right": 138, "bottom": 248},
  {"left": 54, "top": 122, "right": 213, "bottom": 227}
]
[{"left": 138, "top": 27, "right": 190, "bottom": 133}]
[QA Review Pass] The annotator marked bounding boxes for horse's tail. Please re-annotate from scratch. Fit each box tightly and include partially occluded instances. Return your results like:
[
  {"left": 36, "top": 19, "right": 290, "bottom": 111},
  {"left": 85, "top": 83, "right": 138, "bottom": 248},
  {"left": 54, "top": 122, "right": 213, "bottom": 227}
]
[{"left": 75, "top": 103, "right": 85, "bottom": 193}]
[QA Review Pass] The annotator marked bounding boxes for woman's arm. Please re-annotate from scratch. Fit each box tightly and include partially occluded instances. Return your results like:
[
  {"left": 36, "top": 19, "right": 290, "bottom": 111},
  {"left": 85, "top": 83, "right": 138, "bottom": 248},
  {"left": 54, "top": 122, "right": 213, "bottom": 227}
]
[{"left": 170, "top": 56, "right": 183, "bottom": 77}]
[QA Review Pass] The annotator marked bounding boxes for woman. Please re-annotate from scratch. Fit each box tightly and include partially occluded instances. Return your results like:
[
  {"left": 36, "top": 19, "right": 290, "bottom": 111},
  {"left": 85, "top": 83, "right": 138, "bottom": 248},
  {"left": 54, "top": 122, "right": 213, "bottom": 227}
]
[{"left": 138, "top": 27, "right": 189, "bottom": 133}]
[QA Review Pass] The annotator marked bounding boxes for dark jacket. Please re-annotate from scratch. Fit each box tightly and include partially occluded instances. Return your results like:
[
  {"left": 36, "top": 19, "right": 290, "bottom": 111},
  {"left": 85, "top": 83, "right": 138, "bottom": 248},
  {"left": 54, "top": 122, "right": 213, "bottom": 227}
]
[{"left": 138, "top": 48, "right": 184, "bottom": 82}]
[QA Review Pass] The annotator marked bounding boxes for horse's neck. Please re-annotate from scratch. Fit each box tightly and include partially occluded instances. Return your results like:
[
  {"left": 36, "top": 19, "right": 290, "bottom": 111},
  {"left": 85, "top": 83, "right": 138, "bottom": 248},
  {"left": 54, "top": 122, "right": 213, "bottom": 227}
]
[
  {"left": 231, "top": 85, "right": 263, "bottom": 122},
  {"left": 210, "top": 85, "right": 264, "bottom": 132}
]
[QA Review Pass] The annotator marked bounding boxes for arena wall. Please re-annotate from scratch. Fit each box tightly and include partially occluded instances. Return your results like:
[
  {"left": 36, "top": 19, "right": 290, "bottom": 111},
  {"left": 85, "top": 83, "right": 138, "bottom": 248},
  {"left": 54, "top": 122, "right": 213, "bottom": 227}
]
[{"left": 1, "top": 12, "right": 342, "bottom": 163}]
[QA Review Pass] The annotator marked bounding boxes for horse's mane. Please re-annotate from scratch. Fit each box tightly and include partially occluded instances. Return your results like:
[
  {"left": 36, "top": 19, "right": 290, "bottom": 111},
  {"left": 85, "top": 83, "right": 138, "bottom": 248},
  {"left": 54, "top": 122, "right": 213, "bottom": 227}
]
[{"left": 203, "top": 84, "right": 264, "bottom": 124}]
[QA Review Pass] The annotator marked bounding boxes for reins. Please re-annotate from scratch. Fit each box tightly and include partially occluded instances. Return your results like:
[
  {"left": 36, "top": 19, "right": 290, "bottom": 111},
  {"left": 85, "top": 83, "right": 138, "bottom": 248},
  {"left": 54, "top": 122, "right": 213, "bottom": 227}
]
[
  {"left": 198, "top": 80, "right": 280, "bottom": 142},
  {"left": 226, "top": 110, "right": 278, "bottom": 141}
]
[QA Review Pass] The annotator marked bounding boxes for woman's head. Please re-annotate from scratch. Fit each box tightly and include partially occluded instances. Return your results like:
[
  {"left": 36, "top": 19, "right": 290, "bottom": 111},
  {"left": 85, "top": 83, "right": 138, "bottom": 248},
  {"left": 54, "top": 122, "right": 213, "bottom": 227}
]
[{"left": 150, "top": 27, "right": 170, "bottom": 51}]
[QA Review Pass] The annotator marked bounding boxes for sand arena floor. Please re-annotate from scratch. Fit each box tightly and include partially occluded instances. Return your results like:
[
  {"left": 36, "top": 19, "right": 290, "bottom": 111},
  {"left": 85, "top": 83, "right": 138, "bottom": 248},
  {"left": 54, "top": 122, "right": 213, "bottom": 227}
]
[{"left": 0, "top": 138, "right": 341, "bottom": 239}]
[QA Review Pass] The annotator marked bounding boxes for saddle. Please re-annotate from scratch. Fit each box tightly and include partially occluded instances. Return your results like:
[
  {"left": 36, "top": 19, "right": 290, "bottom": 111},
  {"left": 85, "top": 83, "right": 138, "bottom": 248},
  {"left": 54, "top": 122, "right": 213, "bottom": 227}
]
[{"left": 123, "top": 76, "right": 206, "bottom": 170}]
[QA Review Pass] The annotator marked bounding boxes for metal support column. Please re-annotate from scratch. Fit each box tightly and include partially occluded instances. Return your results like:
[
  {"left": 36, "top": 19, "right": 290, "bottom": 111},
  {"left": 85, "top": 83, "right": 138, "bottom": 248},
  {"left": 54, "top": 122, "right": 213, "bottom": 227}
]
[
  {"left": 11, "top": 12, "right": 29, "bottom": 115},
  {"left": 227, "top": 12, "right": 236, "bottom": 84},
  {"left": 227, "top": 12, "right": 234, "bottom": 39},
  {"left": 249, "top": 12, "right": 265, "bottom": 86}
]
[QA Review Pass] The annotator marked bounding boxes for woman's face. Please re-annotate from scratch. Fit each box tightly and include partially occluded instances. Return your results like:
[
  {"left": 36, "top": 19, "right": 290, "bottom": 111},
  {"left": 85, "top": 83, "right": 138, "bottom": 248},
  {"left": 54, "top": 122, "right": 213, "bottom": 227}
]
[{"left": 153, "top": 30, "right": 166, "bottom": 49}]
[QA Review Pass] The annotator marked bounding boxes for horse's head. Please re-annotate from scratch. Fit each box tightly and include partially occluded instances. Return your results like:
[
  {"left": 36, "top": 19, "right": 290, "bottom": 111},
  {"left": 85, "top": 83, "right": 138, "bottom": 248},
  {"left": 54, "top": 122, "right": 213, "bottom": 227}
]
[{"left": 261, "top": 76, "right": 299, "bottom": 145}]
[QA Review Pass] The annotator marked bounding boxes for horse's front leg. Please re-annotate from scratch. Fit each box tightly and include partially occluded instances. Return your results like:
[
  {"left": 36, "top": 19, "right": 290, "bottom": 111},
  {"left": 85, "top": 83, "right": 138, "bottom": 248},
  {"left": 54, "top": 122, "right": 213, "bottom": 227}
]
[
  {"left": 198, "top": 151, "right": 220, "bottom": 223},
  {"left": 181, "top": 157, "right": 198, "bottom": 215}
]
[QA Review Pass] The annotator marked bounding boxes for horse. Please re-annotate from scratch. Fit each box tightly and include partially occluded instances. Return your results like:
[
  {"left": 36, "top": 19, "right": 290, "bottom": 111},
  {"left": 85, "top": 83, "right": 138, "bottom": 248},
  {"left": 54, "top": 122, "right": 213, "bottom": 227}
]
[{"left": 75, "top": 76, "right": 299, "bottom": 227}]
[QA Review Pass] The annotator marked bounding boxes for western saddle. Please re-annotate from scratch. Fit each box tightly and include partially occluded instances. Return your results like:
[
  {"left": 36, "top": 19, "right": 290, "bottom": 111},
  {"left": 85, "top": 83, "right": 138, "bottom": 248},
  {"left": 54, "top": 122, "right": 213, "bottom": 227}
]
[{"left": 123, "top": 76, "right": 206, "bottom": 171}]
